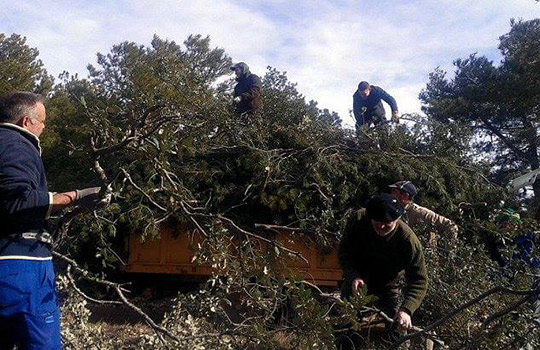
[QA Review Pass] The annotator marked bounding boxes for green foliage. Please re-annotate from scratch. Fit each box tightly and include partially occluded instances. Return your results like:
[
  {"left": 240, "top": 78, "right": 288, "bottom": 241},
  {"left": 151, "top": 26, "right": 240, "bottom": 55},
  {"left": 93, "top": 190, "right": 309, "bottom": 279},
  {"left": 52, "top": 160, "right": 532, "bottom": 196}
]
[
  {"left": 42, "top": 75, "right": 99, "bottom": 190},
  {"left": 144, "top": 227, "right": 341, "bottom": 349},
  {"left": 4, "top": 29, "right": 535, "bottom": 349},
  {"left": 40, "top": 32, "right": 498, "bottom": 248},
  {"left": 420, "top": 19, "right": 540, "bottom": 206},
  {"left": 0, "top": 33, "right": 53, "bottom": 96}
]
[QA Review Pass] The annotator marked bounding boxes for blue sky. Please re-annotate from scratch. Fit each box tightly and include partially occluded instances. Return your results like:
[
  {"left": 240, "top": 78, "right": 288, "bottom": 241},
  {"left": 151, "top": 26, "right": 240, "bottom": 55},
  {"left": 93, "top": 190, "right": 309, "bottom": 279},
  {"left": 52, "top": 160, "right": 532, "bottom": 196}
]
[{"left": 1, "top": 0, "right": 539, "bottom": 127}]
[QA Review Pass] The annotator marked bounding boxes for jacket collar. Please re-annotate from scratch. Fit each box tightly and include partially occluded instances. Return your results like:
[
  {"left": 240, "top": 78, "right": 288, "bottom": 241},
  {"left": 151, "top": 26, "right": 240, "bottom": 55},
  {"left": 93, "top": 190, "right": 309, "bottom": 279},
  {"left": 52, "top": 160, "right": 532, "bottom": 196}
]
[{"left": 0, "top": 122, "right": 42, "bottom": 155}]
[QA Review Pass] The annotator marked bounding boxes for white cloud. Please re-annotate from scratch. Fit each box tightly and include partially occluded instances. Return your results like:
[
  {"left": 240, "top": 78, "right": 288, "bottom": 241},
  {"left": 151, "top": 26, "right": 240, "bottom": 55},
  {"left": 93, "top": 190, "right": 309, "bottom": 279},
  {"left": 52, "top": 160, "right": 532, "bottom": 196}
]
[{"left": 1, "top": 0, "right": 539, "bottom": 127}]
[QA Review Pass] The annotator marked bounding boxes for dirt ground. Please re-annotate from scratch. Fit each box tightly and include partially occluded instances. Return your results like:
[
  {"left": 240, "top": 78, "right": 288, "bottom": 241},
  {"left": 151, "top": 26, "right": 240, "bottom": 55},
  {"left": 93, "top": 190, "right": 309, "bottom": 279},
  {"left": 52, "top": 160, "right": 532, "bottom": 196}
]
[{"left": 84, "top": 274, "right": 200, "bottom": 345}]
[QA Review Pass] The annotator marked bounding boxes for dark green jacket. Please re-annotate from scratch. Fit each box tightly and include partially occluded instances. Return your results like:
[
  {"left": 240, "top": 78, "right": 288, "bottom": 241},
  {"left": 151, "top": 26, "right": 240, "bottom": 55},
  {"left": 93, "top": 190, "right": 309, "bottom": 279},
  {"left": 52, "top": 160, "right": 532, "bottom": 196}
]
[{"left": 338, "top": 209, "right": 428, "bottom": 314}]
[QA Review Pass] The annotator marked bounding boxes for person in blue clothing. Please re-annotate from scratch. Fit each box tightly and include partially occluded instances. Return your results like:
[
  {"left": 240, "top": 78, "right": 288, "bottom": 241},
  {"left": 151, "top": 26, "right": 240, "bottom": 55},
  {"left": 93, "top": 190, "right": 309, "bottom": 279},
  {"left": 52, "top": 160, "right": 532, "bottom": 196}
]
[
  {"left": 489, "top": 209, "right": 538, "bottom": 269},
  {"left": 490, "top": 209, "right": 539, "bottom": 325},
  {"left": 0, "top": 92, "right": 104, "bottom": 349},
  {"left": 353, "top": 81, "right": 399, "bottom": 130}
]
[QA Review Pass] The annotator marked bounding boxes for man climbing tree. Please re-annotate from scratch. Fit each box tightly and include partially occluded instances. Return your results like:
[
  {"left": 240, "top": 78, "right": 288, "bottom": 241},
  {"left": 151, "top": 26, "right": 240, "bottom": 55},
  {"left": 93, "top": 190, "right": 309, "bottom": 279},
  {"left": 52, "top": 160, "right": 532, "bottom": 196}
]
[
  {"left": 353, "top": 80, "right": 399, "bottom": 130},
  {"left": 231, "top": 62, "right": 263, "bottom": 119}
]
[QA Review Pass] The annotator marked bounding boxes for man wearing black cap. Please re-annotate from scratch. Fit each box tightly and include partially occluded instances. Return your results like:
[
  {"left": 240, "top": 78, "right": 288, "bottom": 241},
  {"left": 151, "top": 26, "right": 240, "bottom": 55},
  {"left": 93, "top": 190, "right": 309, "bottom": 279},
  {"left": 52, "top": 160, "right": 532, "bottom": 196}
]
[
  {"left": 353, "top": 81, "right": 399, "bottom": 130},
  {"left": 230, "top": 62, "right": 263, "bottom": 117},
  {"left": 338, "top": 194, "right": 428, "bottom": 330},
  {"left": 389, "top": 180, "right": 459, "bottom": 241}
]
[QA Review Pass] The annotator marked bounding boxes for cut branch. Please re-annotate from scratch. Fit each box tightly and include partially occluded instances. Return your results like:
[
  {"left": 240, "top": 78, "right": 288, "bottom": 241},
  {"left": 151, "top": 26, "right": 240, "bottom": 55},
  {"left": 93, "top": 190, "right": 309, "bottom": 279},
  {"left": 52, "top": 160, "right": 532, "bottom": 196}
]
[
  {"left": 390, "top": 285, "right": 540, "bottom": 349},
  {"left": 53, "top": 251, "right": 180, "bottom": 343}
]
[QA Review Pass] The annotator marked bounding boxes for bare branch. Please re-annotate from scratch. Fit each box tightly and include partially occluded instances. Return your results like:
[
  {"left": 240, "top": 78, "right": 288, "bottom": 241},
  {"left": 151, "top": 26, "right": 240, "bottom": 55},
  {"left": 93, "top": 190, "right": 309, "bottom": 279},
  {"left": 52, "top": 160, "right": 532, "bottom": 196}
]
[
  {"left": 53, "top": 251, "right": 179, "bottom": 344},
  {"left": 215, "top": 213, "right": 309, "bottom": 264},
  {"left": 390, "top": 285, "right": 540, "bottom": 349},
  {"left": 93, "top": 105, "right": 163, "bottom": 156},
  {"left": 481, "top": 292, "right": 539, "bottom": 329},
  {"left": 65, "top": 265, "right": 122, "bottom": 305},
  {"left": 121, "top": 168, "right": 168, "bottom": 212}
]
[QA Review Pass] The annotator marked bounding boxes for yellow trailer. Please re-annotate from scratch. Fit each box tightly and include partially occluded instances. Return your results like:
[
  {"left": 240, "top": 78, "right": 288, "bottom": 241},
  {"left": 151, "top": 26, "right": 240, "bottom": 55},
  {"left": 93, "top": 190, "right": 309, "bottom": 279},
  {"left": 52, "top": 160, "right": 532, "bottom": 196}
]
[{"left": 123, "top": 228, "right": 343, "bottom": 286}]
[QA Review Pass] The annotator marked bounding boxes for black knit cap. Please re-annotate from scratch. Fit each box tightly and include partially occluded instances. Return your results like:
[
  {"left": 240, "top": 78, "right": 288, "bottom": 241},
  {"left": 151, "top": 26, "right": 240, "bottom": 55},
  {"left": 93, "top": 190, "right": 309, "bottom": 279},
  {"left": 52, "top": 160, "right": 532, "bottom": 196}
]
[
  {"left": 357, "top": 81, "right": 370, "bottom": 90},
  {"left": 366, "top": 194, "right": 405, "bottom": 222}
]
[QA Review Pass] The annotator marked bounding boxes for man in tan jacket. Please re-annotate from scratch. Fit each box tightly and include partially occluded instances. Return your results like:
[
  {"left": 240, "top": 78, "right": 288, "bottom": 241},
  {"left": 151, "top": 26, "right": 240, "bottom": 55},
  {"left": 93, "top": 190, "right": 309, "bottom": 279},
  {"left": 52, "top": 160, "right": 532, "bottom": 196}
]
[{"left": 389, "top": 181, "right": 459, "bottom": 242}]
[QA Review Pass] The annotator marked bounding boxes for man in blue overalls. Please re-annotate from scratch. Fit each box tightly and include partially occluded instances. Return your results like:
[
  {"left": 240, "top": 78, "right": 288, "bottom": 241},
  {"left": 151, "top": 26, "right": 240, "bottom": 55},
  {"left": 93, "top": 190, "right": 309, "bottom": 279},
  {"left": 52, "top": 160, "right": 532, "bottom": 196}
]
[{"left": 0, "top": 92, "right": 102, "bottom": 349}]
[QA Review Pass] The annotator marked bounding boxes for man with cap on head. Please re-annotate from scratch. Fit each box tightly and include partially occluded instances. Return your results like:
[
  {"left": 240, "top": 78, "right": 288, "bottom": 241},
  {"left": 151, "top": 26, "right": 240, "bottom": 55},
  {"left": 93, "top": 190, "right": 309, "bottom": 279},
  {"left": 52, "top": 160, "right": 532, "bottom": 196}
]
[
  {"left": 353, "top": 81, "right": 399, "bottom": 130},
  {"left": 230, "top": 62, "right": 263, "bottom": 118},
  {"left": 338, "top": 194, "right": 428, "bottom": 330},
  {"left": 389, "top": 181, "right": 459, "bottom": 242}
]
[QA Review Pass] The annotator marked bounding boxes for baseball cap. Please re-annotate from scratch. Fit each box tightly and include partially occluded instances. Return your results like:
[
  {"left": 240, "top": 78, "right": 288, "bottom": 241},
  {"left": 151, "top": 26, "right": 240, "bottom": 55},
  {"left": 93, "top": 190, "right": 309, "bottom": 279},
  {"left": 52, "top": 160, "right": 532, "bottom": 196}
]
[
  {"left": 366, "top": 194, "right": 405, "bottom": 222},
  {"left": 495, "top": 208, "right": 522, "bottom": 224},
  {"left": 389, "top": 180, "right": 417, "bottom": 199}
]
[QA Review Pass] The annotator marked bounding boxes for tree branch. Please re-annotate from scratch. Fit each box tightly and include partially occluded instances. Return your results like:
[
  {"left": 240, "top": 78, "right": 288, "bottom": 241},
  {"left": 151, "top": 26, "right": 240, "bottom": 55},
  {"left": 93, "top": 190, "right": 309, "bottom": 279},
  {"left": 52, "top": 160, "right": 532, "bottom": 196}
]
[
  {"left": 53, "top": 251, "right": 180, "bottom": 343},
  {"left": 390, "top": 285, "right": 540, "bottom": 349}
]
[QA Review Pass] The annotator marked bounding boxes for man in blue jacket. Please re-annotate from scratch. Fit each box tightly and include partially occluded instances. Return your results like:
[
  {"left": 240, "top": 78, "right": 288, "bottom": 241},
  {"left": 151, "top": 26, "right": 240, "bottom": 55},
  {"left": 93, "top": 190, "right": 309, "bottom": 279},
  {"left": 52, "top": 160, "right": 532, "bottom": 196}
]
[
  {"left": 353, "top": 81, "right": 399, "bottom": 130},
  {"left": 0, "top": 92, "right": 102, "bottom": 349}
]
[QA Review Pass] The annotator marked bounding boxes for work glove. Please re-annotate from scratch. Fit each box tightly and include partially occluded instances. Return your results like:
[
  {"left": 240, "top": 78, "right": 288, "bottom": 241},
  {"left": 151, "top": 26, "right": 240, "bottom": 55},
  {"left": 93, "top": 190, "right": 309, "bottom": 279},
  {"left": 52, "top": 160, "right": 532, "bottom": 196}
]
[
  {"left": 233, "top": 96, "right": 242, "bottom": 104},
  {"left": 74, "top": 187, "right": 102, "bottom": 210},
  {"left": 391, "top": 112, "right": 400, "bottom": 123}
]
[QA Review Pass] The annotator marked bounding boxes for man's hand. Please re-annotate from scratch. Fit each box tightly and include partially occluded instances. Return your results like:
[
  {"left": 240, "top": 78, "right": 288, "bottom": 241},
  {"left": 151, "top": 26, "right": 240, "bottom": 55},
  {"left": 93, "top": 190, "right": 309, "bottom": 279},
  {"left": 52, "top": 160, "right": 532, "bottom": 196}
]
[
  {"left": 233, "top": 96, "right": 241, "bottom": 104},
  {"left": 75, "top": 187, "right": 102, "bottom": 209},
  {"left": 391, "top": 112, "right": 400, "bottom": 123},
  {"left": 394, "top": 309, "right": 412, "bottom": 330},
  {"left": 351, "top": 278, "right": 365, "bottom": 294}
]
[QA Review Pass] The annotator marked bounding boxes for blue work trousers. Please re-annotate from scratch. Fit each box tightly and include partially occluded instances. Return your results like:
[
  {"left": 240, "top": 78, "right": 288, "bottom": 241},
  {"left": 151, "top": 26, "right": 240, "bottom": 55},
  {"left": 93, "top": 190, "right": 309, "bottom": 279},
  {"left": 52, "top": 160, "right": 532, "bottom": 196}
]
[{"left": 0, "top": 259, "right": 61, "bottom": 349}]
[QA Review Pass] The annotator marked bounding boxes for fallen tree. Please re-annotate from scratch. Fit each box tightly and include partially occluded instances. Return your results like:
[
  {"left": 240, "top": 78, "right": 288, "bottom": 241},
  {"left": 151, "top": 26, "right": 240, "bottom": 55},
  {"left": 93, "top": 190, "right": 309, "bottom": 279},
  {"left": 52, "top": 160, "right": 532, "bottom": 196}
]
[{"left": 2, "top": 29, "right": 539, "bottom": 349}]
